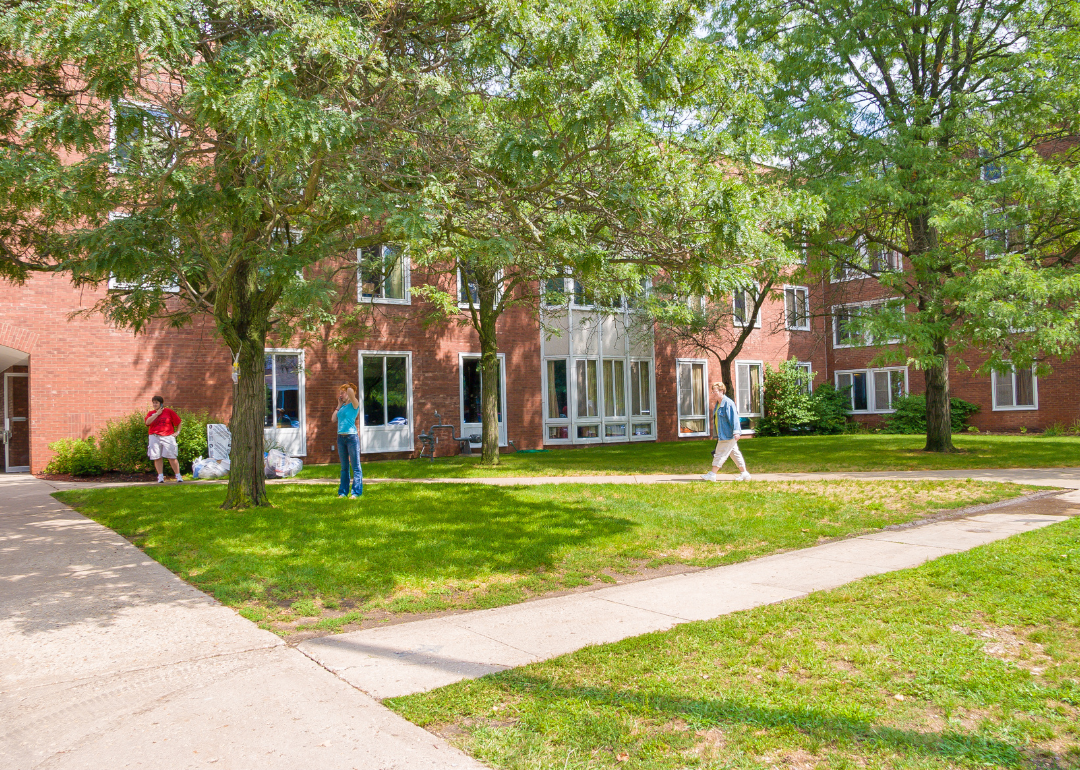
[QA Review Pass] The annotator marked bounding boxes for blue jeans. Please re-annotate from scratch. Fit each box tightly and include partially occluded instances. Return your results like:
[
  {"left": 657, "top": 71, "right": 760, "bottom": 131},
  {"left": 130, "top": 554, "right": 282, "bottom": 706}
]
[{"left": 337, "top": 434, "right": 363, "bottom": 496}]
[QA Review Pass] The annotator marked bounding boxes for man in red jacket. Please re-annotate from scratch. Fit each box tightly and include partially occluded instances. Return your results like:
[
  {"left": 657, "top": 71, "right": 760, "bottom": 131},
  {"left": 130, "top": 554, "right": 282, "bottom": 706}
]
[{"left": 145, "top": 395, "right": 183, "bottom": 483}]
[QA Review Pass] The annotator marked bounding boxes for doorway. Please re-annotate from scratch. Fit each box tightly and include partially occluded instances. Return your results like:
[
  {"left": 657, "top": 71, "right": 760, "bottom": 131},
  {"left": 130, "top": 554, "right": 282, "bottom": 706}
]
[{"left": 3, "top": 372, "right": 30, "bottom": 472}]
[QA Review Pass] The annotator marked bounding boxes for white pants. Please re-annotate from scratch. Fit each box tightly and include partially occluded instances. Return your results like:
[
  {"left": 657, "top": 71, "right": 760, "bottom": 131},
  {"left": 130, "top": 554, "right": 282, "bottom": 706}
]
[
  {"left": 711, "top": 438, "right": 746, "bottom": 472},
  {"left": 147, "top": 434, "right": 178, "bottom": 460}
]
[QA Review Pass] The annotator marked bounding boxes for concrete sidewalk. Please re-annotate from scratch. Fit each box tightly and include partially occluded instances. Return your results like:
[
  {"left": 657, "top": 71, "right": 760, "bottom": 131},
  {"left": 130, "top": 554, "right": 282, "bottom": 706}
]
[
  {"left": 0, "top": 474, "right": 486, "bottom": 770},
  {"left": 298, "top": 493, "right": 1079, "bottom": 700}
]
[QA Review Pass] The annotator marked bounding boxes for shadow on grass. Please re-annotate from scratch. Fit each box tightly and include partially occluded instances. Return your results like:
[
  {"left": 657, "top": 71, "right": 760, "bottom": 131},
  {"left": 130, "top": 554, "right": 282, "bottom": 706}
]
[
  {"left": 488, "top": 673, "right": 1028, "bottom": 767},
  {"left": 58, "top": 483, "right": 636, "bottom": 608}
]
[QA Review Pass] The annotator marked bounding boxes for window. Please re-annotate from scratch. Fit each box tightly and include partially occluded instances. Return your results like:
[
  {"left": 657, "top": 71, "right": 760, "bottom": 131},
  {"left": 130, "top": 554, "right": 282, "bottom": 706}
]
[
  {"left": 460, "top": 354, "right": 507, "bottom": 445},
  {"left": 547, "top": 359, "right": 569, "bottom": 420},
  {"left": 575, "top": 359, "right": 599, "bottom": 418},
  {"left": 458, "top": 265, "right": 480, "bottom": 307},
  {"left": 106, "top": 212, "right": 180, "bottom": 292},
  {"left": 358, "top": 245, "right": 409, "bottom": 303},
  {"left": 571, "top": 278, "right": 594, "bottom": 308},
  {"left": 630, "top": 360, "right": 652, "bottom": 416},
  {"left": 796, "top": 362, "right": 814, "bottom": 395},
  {"left": 980, "top": 147, "right": 1004, "bottom": 183},
  {"left": 992, "top": 366, "right": 1037, "bottom": 410},
  {"left": 984, "top": 209, "right": 1024, "bottom": 257},
  {"left": 733, "top": 288, "right": 760, "bottom": 328},
  {"left": 866, "top": 242, "right": 902, "bottom": 273},
  {"left": 784, "top": 286, "right": 810, "bottom": 330},
  {"left": 736, "top": 361, "right": 763, "bottom": 419},
  {"left": 543, "top": 274, "right": 567, "bottom": 306},
  {"left": 111, "top": 102, "right": 174, "bottom": 173},
  {"left": 359, "top": 352, "right": 413, "bottom": 453},
  {"left": 832, "top": 300, "right": 900, "bottom": 348},
  {"left": 677, "top": 360, "right": 708, "bottom": 435},
  {"left": 602, "top": 359, "right": 627, "bottom": 418},
  {"left": 835, "top": 368, "right": 907, "bottom": 413},
  {"left": 264, "top": 350, "right": 306, "bottom": 455}
]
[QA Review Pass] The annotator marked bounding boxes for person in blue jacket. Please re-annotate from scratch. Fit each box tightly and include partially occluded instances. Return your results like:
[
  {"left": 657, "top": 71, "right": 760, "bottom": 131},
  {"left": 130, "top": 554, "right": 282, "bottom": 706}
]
[
  {"left": 702, "top": 381, "right": 752, "bottom": 482},
  {"left": 332, "top": 383, "right": 363, "bottom": 498}
]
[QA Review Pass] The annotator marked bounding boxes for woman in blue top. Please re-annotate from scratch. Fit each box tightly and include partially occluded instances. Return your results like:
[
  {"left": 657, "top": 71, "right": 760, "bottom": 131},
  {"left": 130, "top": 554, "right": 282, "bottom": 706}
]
[
  {"left": 332, "top": 383, "right": 363, "bottom": 498},
  {"left": 701, "top": 382, "right": 751, "bottom": 482}
]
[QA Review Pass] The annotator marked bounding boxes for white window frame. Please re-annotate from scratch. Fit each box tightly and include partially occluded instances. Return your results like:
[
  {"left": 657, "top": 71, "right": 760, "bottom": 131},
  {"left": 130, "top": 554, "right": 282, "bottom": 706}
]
[
  {"left": 676, "top": 358, "right": 710, "bottom": 437},
  {"left": 542, "top": 272, "right": 568, "bottom": 308},
  {"left": 264, "top": 348, "right": 307, "bottom": 456},
  {"left": 459, "top": 352, "right": 508, "bottom": 447},
  {"left": 732, "top": 288, "right": 761, "bottom": 328},
  {"left": 784, "top": 285, "right": 811, "bottom": 331},
  {"left": 457, "top": 267, "right": 503, "bottom": 310},
  {"left": 106, "top": 212, "right": 180, "bottom": 292},
  {"left": 357, "top": 245, "right": 410, "bottom": 305},
  {"left": 109, "top": 100, "right": 175, "bottom": 174},
  {"left": 797, "top": 362, "right": 814, "bottom": 394},
  {"left": 735, "top": 360, "right": 764, "bottom": 427},
  {"left": 542, "top": 357, "right": 572, "bottom": 444},
  {"left": 569, "top": 277, "right": 595, "bottom": 310},
  {"left": 991, "top": 366, "right": 1038, "bottom": 411},
  {"left": 357, "top": 350, "right": 415, "bottom": 454},
  {"left": 834, "top": 367, "right": 908, "bottom": 413},
  {"left": 831, "top": 299, "right": 902, "bottom": 349}
]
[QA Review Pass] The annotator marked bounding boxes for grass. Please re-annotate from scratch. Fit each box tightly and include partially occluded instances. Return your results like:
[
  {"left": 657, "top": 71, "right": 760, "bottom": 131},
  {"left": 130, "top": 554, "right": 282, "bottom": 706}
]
[
  {"left": 296, "top": 434, "right": 1080, "bottom": 480},
  {"left": 389, "top": 515, "right": 1080, "bottom": 770},
  {"left": 54, "top": 479, "right": 1035, "bottom": 640}
]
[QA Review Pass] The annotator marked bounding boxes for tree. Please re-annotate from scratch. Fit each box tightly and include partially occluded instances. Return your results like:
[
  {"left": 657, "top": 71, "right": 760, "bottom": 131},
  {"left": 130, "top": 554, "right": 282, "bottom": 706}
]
[
  {"left": 1, "top": 0, "right": 488, "bottom": 506},
  {"left": 402, "top": 0, "right": 796, "bottom": 465},
  {"left": 717, "top": 0, "right": 1080, "bottom": 451}
]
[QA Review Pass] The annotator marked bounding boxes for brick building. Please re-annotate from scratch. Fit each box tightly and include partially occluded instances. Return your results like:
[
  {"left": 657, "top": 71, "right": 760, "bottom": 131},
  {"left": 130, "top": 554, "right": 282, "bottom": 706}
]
[{"left": 3, "top": 245, "right": 1076, "bottom": 474}]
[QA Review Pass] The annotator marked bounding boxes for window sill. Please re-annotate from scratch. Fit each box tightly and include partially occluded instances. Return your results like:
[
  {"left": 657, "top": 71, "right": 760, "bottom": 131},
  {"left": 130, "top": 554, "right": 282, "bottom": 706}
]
[
  {"left": 786, "top": 325, "right": 811, "bottom": 332},
  {"left": 360, "top": 296, "right": 411, "bottom": 305},
  {"left": 992, "top": 405, "right": 1038, "bottom": 412}
]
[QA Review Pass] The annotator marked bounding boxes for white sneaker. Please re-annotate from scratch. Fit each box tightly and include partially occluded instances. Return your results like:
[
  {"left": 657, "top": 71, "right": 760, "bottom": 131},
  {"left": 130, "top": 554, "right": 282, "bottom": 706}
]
[
  {"left": 157, "top": 475, "right": 165, "bottom": 484},
  {"left": 701, "top": 472, "right": 717, "bottom": 482},
  {"left": 736, "top": 471, "right": 752, "bottom": 481}
]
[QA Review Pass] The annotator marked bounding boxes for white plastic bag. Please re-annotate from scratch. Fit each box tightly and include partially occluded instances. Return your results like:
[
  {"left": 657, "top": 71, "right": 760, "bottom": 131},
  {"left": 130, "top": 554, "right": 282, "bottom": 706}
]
[
  {"left": 196, "top": 458, "right": 230, "bottom": 479},
  {"left": 263, "top": 448, "right": 302, "bottom": 479}
]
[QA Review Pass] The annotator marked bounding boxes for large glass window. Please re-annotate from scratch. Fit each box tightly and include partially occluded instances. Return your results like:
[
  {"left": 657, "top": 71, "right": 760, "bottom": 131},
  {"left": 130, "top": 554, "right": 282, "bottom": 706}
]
[
  {"left": 264, "top": 353, "right": 302, "bottom": 429},
  {"left": 630, "top": 360, "right": 651, "bottom": 416},
  {"left": 733, "top": 288, "right": 759, "bottom": 327},
  {"left": 111, "top": 102, "right": 174, "bottom": 173},
  {"left": 736, "top": 362, "right": 763, "bottom": 417},
  {"left": 993, "top": 367, "right": 1037, "bottom": 410},
  {"left": 359, "top": 245, "right": 408, "bottom": 302},
  {"left": 575, "top": 359, "right": 599, "bottom": 418},
  {"left": 836, "top": 368, "right": 907, "bottom": 412},
  {"left": 677, "top": 360, "right": 707, "bottom": 434},
  {"left": 784, "top": 286, "right": 810, "bottom": 330},
  {"left": 602, "top": 359, "right": 626, "bottom": 418},
  {"left": 458, "top": 265, "right": 480, "bottom": 306},
  {"left": 362, "top": 355, "right": 409, "bottom": 426},
  {"left": 461, "top": 356, "right": 503, "bottom": 424},
  {"left": 547, "top": 360, "right": 569, "bottom": 419}
]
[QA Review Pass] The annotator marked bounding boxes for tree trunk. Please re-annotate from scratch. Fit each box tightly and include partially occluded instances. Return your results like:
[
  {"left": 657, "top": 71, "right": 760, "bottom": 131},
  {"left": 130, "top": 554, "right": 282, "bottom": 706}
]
[
  {"left": 477, "top": 282, "right": 501, "bottom": 467},
  {"left": 923, "top": 336, "right": 955, "bottom": 453},
  {"left": 719, "top": 357, "right": 734, "bottom": 397},
  {"left": 217, "top": 258, "right": 276, "bottom": 509}
]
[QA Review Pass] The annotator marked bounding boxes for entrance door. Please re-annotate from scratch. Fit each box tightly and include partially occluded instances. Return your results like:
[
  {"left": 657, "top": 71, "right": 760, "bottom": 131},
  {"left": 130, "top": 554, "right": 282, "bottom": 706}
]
[
  {"left": 460, "top": 354, "right": 507, "bottom": 448},
  {"left": 4, "top": 373, "right": 30, "bottom": 472},
  {"left": 359, "top": 352, "right": 413, "bottom": 453}
]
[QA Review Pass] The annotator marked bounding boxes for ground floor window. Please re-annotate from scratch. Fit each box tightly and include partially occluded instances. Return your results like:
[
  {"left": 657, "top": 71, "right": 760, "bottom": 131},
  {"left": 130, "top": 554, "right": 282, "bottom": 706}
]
[
  {"left": 835, "top": 367, "right": 907, "bottom": 413},
  {"left": 264, "top": 349, "right": 306, "bottom": 456},
  {"left": 677, "top": 359, "right": 708, "bottom": 436},
  {"left": 735, "top": 361, "right": 763, "bottom": 429},
  {"left": 797, "top": 362, "right": 813, "bottom": 394},
  {"left": 544, "top": 354, "right": 655, "bottom": 443},
  {"left": 460, "top": 353, "right": 507, "bottom": 446},
  {"left": 992, "top": 366, "right": 1037, "bottom": 410},
  {"left": 359, "top": 352, "right": 413, "bottom": 453}
]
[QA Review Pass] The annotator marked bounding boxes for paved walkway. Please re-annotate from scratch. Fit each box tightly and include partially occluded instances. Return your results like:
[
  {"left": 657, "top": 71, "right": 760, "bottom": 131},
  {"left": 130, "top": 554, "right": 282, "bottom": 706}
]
[
  {"left": 0, "top": 474, "right": 485, "bottom": 770},
  {"left": 4, "top": 470, "right": 1079, "bottom": 769}
]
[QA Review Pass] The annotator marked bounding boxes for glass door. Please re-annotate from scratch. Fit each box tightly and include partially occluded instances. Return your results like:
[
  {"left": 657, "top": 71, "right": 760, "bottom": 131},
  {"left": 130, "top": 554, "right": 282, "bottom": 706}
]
[
  {"left": 4, "top": 373, "right": 30, "bottom": 472},
  {"left": 264, "top": 351, "right": 306, "bottom": 456},
  {"left": 360, "top": 353, "right": 413, "bottom": 453}
]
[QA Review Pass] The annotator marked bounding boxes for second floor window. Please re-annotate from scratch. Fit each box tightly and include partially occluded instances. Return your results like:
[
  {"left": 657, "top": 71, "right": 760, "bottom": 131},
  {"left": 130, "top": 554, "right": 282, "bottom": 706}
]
[
  {"left": 111, "top": 102, "right": 174, "bottom": 173},
  {"left": 358, "top": 245, "right": 408, "bottom": 303},
  {"left": 784, "top": 286, "right": 810, "bottom": 330},
  {"left": 733, "top": 288, "right": 759, "bottom": 327}
]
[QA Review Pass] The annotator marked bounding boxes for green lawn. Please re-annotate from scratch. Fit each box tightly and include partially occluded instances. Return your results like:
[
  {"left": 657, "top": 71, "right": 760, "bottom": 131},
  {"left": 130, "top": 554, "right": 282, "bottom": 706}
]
[
  {"left": 297, "top": 434, "right": 1080, "bottom": 480},
  {"left": 391, "top": 516, "right": 1080, "bottom": 770},
  {"left": 54, "top": 479, "right": 1033, "bottom": 639}
]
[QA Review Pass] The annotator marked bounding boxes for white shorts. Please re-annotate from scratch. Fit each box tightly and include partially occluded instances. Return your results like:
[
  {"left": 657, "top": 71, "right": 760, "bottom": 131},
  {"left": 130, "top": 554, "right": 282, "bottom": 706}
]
[{"left": 148, "top": 434, "right": 179, "bottom": 460}]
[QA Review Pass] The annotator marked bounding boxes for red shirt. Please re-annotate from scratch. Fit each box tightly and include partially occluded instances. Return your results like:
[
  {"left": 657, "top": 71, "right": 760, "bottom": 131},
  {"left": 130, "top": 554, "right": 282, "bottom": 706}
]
[{"left": 147, "top": 408, "right": 182, "bottom": 436}]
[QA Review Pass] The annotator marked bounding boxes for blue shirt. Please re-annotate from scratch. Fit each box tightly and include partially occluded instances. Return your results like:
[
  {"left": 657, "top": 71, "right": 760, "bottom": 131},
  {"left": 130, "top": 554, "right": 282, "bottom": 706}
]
[
  {"left": 711, "top": 395, "right": 742, "bottom": 441},
  {"left": 337, "top": 402, "right": 359, "bottom": 435}
]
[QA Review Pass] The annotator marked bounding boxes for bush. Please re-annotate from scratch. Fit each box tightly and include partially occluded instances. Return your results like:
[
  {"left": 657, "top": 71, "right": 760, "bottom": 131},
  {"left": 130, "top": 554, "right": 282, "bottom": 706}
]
[
  {"left": 759, "top": 360, "right": 816, "bottom": 436},
  {"left": 808, "top": 383, "right": 851, "bottom": 434},
  {"left": 44, "top": 437, "right": 104, "bottom": 476},
  {"left": 98, "top": 412, "right": 155, "bottom": 473},
  {"left": 882, "top": 394, "right": 980, "bottom": 434},
  {"left": 96, "top": 408, "right": 211, "bottom": 474}
]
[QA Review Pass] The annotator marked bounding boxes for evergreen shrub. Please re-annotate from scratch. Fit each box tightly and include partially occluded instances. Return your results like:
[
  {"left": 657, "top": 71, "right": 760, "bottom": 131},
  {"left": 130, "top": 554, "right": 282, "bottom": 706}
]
[{"left": 759, "top": 360, "right": 816, "bottom": 436}]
